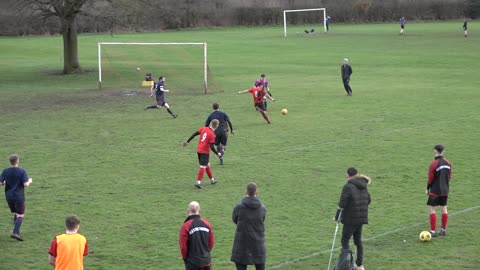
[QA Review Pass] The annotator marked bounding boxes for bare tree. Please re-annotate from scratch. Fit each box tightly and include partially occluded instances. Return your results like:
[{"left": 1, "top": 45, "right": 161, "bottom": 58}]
[{"left": 20, "top": 0, "right": 89, "bottom": 74}]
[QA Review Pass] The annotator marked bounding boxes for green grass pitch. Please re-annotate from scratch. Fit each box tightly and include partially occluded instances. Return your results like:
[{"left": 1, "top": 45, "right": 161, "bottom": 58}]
[{"left": 0, "top": 21, "right": 479, "bottom": 269}]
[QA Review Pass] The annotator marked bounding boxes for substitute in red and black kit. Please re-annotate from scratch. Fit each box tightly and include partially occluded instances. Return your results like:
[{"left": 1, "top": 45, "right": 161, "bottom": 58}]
[
  {"left": 179, "top": 201, "right": 215, "bottom": 270},
  {"left": 426, "top": 144, "right": 452, "bottom": 237}
]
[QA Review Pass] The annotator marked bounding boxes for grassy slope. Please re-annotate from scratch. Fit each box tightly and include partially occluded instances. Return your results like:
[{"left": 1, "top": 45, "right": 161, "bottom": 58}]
[{"left": 0, "top": 21, "right": 479, "bottom": 269}]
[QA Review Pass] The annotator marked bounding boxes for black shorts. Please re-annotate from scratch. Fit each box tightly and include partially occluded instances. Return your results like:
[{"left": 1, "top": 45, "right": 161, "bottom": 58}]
[
  {"left": 156, "top": 96, "right": 166, "bottom": 106},
  {"left": 7, "top": 197, "right": 25, "bottom": 214},
  {"left": 427, "top": 196, "right": 448, "bottom": 206},
  {"left": 214, "top": 130, "right": 228, "bottom": 146},
  {"left": 255, "top": 103, "right": 266, "bottom": 112},
  {"left": 401, "top": 25, "right": 405, "bottom": 29},
  {"left": 197, "top": 153, "right": 210, "bottom": 166}
]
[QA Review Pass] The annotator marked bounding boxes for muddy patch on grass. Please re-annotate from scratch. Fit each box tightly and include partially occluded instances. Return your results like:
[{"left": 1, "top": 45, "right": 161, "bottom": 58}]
[{"left": 99, "top": 90, "right": 148, "bottom": 97}]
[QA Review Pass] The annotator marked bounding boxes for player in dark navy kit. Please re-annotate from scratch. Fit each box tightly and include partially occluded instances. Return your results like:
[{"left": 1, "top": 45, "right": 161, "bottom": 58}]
[
  {"left": 463, "top": 18, "right": 468, "bottom": 37},
  {"left": 205, "top": 103, "right": 234, "bottom": 165},
  {"left": 144, "top": 76, "right": 177, "bottom": 118},
  {"left": 399, "top": 17, "right": 406, "bottom": 36},
  {"left": 238, "top": 83, "right": 275, "bottom": 124},
  {"left": 0, "top": 154, "right": 33, "bottom": 241},
  {"left": 183, "top": 119, "right": 222, "bottom": 189},
  {"left": 254, "top": 74, "right": 273, "bottom": 111},
  {"left": 426, "top": 144, "right": 452, "bottom": 237}
]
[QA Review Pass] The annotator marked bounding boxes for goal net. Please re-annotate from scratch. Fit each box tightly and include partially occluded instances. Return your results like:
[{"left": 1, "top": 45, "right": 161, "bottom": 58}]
[
  {"left": 283, "top": 8, "right": 327, "bottom": 37},
  {"left": 98, "top": 42, "right": 220, "bottom": 95}
]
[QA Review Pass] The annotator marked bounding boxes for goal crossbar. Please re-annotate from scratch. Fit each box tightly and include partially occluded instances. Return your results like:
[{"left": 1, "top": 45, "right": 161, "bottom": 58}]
[
  {"left": 98, "top": 42, "right": 208, "bottom": 93},
  {"left": 283, "top": 8, "right": 326, "bottom": 37}
]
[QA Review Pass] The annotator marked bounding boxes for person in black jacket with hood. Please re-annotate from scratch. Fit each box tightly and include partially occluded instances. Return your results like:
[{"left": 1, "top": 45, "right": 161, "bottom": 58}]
[
  {"left": 334, "top": 167, "right": 371, "bottom": 270},
  {"left": 231, "top": 183, "right": 266, "bottom": 270}
]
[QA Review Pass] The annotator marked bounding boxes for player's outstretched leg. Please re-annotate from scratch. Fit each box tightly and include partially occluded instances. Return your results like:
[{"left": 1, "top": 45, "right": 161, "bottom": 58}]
[
  {"left": 144, "top": 104, "right": 158, "bottom": 111},
  {"left": 259, "top": 110, "right": 271, "bottom": 124},
  {"left": 164, "top": 103, "right": 177, "bottom": 118}
]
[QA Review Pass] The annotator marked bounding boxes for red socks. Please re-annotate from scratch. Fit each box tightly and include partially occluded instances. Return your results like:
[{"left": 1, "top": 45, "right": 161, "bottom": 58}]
[
  {"left": 260, "top": 111, "right": 270, "bottom": 124},
  {"left": 206, "top": 167, "right": 213, "bottom": 179},
  {"left": 197, "top": 167, "right": 206, "bottom": 181},
  {"left": 442, "top": 213, "right": 448, "bottom": 230},
  {"left": 429, "top": 213, "right": 436, "bottom": 231}
]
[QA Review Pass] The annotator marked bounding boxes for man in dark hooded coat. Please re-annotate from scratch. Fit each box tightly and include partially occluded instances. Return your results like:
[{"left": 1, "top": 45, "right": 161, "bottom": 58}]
[{"left": 231, "top": 183, "right": 266, "bottom": 270}]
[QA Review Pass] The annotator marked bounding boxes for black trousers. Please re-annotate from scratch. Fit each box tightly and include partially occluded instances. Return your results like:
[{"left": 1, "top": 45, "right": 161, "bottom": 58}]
[
  {"left": 235, "top": 263, "right": 265, "bottom": 270},
  {"left": 342, "top": 78, "right": 352, "bottom": 94},
  {"left": 185, "top": 261, "right": 210, "bottom": 270},
  {"left": 341, "top": 223, "right": 363, "bottom": 266}
]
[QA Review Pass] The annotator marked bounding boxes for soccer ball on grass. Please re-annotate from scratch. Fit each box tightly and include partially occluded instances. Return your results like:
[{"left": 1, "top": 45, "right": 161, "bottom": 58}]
[
  {"left": 281, "top": 109, "right": 288, "bottom": 115},
  {"left": 419, "top": 231, "right": 432, "bottom": 242}
]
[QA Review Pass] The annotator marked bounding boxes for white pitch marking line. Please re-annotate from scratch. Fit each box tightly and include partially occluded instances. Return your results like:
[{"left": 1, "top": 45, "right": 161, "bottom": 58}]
[{"left": 269, "top": 205, "right": 480, "bottom": 269}]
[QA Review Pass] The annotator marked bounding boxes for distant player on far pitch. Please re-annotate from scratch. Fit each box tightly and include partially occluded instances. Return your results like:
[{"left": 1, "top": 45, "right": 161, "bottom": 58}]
[
  {"left": 238, "top": 83, "right": 274, "bottom": 124},
  {"left": 399, "top": 17, "right": 406, "bottom": 36},
  {"left": 183, "top": 119, "right": 222, "bottom": 189},
  {"left": 205, "top": 103, "right": 234, "bottom": 165},
  {"left": 144, "top": 76, "right": 177, "bottom": 118},
  {"left": 463, "top": 18, "right": 468, "bottom": 37}
]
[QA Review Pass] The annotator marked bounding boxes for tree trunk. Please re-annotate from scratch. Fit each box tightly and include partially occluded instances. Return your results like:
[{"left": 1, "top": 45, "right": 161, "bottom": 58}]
[{"left": 62, "top": 17, "right": 82, "bottom": 74}]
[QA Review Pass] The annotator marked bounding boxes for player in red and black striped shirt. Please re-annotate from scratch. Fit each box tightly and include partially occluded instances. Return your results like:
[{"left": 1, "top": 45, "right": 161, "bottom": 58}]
[
  {"left": 238, "top": 83, "right": 275, "bottom": 124},
  {"left": 425, "top": 144, "right": 452, "bottom": 237},
  {"left": 183, "top": 119, "right": 222, "bottom": 189}
]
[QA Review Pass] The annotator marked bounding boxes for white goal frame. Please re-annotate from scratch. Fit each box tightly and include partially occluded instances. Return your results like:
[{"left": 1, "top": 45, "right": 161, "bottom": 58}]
[
  {"left": 98, "top": 42, "right": 208, "bottom": 94},
  {"left": 283, "top": 8, "right": 327, "bottom": 37}
]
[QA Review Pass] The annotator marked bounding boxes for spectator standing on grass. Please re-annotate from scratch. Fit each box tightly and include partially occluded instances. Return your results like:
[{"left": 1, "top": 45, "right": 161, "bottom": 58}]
[
  {"left": 426, "top": 144, "right": 452, "bottom": 237},
  {"left": 179, "top": 201, "right": 214, "bottom": 270},
  {"left": 0, "top": 154, "right": 33, "bottom": 241},
  {"left": 341, "top": 58, "right": 353, "bottom": 96},
  {"left": 334, "top": 167, "right": 371, "bottom": 270},
  {"left": 48, "top": 215, "right": 89, "bottom": 270},
  {"left": 231, "top": 183, "right": 267, "bottom": 270}
]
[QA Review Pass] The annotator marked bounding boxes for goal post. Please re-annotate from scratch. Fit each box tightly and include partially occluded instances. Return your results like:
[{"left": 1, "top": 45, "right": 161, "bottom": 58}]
[
  {"left": 98, "top": 42, "right": 208, "bottom": 94},
  {"left": 283, "top": 8, "right": 327, "bottom": 37}
]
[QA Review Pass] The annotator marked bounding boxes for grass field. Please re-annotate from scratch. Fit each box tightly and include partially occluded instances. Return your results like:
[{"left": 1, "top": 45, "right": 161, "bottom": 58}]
[{"left": 1, "top": 21, "right": 479, "bottom": 270}]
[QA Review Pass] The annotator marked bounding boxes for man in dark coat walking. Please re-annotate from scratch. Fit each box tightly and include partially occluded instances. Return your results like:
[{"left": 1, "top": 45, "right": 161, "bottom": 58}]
[
  {"left": 334, "top": 167, "right": 371, "bottom": 270},
  {"left": 341, "top": 58, "right": 353, "bottom": 96},
  {"left": 231, "top": 183, "right": 266, "bottom": 270}
]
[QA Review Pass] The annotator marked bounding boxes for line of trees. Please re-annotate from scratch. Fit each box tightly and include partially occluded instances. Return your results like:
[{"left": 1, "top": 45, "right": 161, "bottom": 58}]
[
  {"left": 1, "top": 0, "right": 476, "bottom": 74},
  {"left": 1, "top": 0, "right": 477, "bottom": 37}
]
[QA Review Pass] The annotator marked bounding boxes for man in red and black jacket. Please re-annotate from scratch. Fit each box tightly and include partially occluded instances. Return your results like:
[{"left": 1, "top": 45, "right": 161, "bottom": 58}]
[
  {"left": 426, "top": 144, "right": 452, "bottom": 237},
  {"left": 179, "top": 201, "right": 214, "bottom": 270}
]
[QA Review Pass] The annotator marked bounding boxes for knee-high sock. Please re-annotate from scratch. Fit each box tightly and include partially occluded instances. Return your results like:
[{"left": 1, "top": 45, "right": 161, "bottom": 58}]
[
  {"left": 441, "top": 213, "right": 448, "bottom": 230},
  {"left": 146, "top": 105, "right": 157, "bottom": 109},
  {"left": 197, "top": 167, "right": 206, "bottom": 182},
  {"left": 13, "top": 217, "right": 23, "bottom": 235},
  {"left": 429, "top": 213, "right": 436, "bottom": 231},
  {"left": 166, "top": 108, "right": 174, "bottom": 115},
  {"left": 260, "top": 111, "right": 270, "bottom": 124},
  {"left": 206, "top": 167, "right": 213, "bottom": 179}
]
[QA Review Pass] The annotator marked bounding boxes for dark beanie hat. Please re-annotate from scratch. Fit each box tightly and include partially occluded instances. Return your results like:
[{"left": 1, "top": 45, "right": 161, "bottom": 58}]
[{"left": 347, "top": 167, "right": 358, "bottom": 177}]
